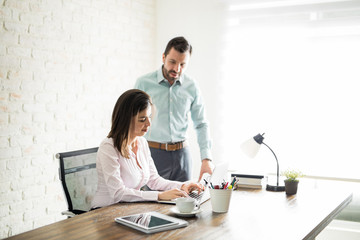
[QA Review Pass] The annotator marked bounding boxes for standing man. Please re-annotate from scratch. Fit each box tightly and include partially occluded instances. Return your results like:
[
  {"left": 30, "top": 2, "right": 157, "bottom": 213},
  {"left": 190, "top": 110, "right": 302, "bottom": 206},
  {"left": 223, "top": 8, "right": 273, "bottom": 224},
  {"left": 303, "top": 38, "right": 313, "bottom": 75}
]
[{"left": 134, "top": 36, "right": 213, "bottom": 182}]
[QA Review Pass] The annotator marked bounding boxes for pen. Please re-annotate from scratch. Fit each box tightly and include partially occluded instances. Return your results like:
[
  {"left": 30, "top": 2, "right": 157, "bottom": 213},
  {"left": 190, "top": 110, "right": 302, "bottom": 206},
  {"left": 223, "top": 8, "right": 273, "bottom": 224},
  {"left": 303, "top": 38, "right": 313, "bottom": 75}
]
[
  {"left": 234, "top": 178, "right": 240, "bottom": 188},
  {"left": 224, "top": 182, "right": 229, "bottom": 189},
  {"left": 230, "top": 176, "right": 237, "bottom": 188},
  {"left": 203, "top": 179, "right": 211, "bottom": 189}
]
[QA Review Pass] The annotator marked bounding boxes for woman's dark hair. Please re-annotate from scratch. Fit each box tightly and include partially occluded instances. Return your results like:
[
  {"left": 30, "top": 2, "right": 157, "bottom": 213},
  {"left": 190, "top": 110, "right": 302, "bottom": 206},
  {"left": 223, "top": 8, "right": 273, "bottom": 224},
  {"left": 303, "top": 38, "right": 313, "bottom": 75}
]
[
  {"left": 108, "top": 89, "right": 152, "bottom": 158},
  {"left": 164, "top": 36, "right": 192, "bottom": 57}
]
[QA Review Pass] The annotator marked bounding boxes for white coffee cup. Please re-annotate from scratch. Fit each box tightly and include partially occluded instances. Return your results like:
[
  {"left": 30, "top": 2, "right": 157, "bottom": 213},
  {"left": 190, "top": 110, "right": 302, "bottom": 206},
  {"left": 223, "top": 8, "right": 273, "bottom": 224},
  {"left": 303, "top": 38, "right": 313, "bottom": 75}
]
[{"left": 175, "top": 197, "right": 196, "bottom": 213}]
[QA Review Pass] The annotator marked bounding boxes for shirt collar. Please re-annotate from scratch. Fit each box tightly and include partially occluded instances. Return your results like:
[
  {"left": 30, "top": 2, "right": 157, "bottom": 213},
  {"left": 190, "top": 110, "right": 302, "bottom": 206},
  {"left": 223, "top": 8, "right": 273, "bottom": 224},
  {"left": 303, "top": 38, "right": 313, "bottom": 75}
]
[{"left": 157, "top": 66, "right": 183, "bottom": 85}]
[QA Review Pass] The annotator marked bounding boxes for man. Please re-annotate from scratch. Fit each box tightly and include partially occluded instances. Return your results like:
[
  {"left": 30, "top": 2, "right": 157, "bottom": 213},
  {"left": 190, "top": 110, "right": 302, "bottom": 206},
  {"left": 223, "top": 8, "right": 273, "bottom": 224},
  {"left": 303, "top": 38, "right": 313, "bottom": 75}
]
[{"left": 134, "top": 36, "right": 213, "bottom": 182}]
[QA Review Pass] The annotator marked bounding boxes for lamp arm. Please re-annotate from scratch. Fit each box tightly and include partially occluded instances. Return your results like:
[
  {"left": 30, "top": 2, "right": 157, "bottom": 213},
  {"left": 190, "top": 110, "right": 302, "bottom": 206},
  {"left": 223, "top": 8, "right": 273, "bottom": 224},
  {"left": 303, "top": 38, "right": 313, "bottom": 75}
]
[{"left": 262, "top": 142, "right": 280, "bottom": 187}]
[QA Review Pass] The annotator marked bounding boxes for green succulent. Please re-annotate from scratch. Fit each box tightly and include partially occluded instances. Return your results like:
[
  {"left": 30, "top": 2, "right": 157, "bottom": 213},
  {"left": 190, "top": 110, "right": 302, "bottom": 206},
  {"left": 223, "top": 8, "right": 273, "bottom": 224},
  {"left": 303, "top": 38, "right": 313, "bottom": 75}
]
[{"left": 282, "top": 169, "right": 304, "bottom": 182}]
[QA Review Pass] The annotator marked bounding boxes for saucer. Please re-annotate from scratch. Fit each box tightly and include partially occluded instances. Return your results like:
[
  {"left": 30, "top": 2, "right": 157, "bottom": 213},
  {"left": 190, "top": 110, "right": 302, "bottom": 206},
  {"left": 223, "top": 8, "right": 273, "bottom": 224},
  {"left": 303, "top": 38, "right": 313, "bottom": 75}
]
[{"left": 170, "top": 207, "right": 202, "bottom": 217}]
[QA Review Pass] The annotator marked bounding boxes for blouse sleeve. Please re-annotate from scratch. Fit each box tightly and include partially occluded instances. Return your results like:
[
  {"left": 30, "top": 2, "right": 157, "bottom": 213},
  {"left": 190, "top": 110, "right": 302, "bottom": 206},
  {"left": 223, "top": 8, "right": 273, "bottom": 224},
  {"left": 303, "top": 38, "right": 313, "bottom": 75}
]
[{"left": 97, "top": 141, "right": 159, "bottom": 202}]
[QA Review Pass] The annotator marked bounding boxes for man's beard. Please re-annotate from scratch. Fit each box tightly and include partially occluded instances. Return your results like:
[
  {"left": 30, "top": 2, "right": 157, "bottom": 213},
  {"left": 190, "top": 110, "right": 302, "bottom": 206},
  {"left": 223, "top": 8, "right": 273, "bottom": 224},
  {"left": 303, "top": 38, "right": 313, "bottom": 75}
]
[{"left": 163, "top": 67, "right": 179, "bottom": 82}]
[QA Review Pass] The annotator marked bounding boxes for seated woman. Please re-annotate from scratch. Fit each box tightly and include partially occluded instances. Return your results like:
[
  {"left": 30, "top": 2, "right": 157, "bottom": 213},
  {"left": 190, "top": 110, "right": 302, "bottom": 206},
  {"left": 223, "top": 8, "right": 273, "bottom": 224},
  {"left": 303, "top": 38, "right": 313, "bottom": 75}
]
[{"left": 91, "top": 89, "right": 203, "bottom": 208}]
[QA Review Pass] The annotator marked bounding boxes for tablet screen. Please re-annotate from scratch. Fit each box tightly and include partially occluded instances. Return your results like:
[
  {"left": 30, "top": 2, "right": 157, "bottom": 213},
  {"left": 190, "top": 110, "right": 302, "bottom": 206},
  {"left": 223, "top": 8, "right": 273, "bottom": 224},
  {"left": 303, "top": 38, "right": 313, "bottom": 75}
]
[{"left": 120, "top": 213, "right": 177, "bottom": 230}]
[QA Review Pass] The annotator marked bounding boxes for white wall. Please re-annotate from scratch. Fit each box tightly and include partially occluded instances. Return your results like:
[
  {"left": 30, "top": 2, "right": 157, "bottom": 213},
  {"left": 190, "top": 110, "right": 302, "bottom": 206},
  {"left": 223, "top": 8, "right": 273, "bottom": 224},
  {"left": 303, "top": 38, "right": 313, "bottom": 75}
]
[{"left": 0, "top": 0, "right": 156, "bottom": 238}]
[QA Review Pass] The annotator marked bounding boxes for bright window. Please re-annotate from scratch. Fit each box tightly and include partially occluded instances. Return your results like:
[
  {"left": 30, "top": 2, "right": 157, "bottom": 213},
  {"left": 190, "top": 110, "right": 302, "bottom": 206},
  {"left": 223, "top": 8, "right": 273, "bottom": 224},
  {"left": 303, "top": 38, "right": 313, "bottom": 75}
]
[{"left": 222, "top": 0, "right": 360, "bottom": 179}]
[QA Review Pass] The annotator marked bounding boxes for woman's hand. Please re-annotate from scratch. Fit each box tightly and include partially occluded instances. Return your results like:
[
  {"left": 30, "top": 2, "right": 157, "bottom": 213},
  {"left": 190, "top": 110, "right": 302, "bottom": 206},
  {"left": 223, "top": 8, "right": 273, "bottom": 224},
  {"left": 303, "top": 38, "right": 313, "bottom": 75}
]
[
  {"left": 158, "top": 188, "right": 188, "bottom": 201},
  {"left": 180, "top": 182, "right": 205, "bottom": 194},
  {"left": 157, "top": 183, "right": 205, "bottom": 201}
]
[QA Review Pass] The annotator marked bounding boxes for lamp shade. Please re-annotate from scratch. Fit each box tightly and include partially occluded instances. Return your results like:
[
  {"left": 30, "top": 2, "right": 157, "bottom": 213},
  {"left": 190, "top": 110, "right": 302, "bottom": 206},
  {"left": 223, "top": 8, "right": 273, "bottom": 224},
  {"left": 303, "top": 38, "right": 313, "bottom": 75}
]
[{"left": 240, "top": 133, "right": 265, "bottom": 158}]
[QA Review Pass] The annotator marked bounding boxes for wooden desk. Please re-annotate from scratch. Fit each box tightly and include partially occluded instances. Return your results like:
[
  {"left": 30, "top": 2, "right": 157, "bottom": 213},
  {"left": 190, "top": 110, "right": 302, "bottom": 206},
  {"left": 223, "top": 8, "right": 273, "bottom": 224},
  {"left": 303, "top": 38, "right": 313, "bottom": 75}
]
[{"left": 8, "top": 187, "right": 352, "bottom": 240}]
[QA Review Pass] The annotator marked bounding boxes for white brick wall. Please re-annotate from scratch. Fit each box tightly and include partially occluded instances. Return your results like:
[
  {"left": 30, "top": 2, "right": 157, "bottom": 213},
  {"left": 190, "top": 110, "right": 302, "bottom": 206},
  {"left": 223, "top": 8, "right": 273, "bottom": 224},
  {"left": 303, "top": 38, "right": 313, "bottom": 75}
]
[{"left": 0, "top": 0, "right": 156, "bottom": 238}]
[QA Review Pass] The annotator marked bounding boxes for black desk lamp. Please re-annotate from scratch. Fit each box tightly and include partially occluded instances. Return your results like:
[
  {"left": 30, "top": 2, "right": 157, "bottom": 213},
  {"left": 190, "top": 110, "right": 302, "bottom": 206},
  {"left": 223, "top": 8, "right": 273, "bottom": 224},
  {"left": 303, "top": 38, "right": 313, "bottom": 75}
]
[{"left": 241, "top": 133, "right": 285, "bottom": 192}]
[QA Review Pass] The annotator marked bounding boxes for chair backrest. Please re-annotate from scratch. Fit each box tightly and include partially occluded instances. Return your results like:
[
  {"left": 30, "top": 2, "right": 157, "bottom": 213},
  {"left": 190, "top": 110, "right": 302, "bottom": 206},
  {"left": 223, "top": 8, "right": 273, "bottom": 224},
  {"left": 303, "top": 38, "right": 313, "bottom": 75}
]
[{"left": 57, "top": 147, "right": 98, "bottom": 215}]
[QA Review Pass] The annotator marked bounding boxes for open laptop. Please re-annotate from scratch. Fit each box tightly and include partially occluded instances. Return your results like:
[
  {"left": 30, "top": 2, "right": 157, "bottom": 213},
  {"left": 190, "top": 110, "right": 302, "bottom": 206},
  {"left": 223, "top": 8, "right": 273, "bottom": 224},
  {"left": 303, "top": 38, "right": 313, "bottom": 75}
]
[{"left": 158, "top": 162, "right": 229, "bottom": 205}]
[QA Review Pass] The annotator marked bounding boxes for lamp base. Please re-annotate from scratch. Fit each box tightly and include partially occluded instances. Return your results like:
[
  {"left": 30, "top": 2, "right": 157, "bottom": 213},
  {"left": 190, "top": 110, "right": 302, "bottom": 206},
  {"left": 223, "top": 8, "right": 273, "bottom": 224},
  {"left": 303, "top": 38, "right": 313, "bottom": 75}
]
[{"left": 266, "top": 184, "right": 285, "bottom": 192}]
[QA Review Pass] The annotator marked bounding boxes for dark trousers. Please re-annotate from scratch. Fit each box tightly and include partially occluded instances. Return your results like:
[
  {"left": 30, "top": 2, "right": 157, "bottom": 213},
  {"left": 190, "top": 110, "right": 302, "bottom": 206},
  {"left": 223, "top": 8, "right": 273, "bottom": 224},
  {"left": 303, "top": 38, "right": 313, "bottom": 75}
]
[{"left": 149, "top": 147, "right": 192, "bottom": 182}]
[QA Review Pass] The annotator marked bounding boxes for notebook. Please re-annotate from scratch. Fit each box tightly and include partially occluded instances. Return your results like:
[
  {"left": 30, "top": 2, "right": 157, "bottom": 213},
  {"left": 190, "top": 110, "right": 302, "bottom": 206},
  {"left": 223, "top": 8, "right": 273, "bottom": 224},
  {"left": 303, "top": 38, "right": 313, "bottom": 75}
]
[{"left": 158, "top": 162, "right": 229, "bottom": 205}]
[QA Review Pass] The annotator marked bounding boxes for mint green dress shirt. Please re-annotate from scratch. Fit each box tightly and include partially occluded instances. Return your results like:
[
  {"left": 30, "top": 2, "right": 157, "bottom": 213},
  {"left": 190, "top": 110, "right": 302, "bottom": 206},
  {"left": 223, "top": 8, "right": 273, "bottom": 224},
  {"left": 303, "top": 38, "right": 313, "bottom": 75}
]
[{"left": 134, "top": 67, "right": 212, "bottom": 161}]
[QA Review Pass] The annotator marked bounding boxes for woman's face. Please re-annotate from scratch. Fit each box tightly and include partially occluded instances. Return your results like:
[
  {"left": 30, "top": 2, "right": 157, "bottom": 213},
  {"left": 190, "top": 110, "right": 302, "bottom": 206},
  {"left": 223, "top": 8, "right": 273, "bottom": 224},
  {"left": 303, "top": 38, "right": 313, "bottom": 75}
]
[{"left": 130, "top": 106, "right": 152, "bottom": 138}]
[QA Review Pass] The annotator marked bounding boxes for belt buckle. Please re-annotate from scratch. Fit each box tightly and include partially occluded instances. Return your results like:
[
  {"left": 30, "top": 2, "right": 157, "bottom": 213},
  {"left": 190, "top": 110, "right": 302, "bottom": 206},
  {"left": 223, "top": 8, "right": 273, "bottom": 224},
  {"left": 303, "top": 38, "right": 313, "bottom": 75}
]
[{"left": 165, "top": 143, "right": 176, "bottom": 151}]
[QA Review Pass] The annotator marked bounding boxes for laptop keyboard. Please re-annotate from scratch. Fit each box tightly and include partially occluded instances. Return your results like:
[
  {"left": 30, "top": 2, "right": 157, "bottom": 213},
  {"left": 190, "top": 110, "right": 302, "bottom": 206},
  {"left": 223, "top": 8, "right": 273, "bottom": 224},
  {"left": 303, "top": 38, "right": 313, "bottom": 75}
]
[{"left": 188, "top": 191, "right": 204, "bottom": 201}]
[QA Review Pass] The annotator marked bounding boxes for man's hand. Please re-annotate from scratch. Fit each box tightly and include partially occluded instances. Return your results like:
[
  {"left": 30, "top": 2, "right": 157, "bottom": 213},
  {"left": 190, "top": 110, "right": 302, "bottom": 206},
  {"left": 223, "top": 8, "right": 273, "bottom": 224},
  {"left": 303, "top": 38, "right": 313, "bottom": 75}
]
[{"left": 198, "top": 159, "right": 214, "bottom": 182}]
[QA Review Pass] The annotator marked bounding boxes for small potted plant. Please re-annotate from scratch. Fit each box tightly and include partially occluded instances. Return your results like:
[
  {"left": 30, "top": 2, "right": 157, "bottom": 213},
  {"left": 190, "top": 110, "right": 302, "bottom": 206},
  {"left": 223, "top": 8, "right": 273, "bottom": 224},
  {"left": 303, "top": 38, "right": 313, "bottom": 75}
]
[{"left": 282, "top": 169, "right": 304, "bottom": 195}]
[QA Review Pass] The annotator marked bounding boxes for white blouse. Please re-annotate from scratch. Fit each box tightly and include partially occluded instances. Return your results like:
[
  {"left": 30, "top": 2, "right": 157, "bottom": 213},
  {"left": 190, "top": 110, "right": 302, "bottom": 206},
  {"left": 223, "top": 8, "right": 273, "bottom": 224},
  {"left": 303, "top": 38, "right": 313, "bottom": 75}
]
[{"left": 91, "top": 137, "right": 183, "bottom": 208}]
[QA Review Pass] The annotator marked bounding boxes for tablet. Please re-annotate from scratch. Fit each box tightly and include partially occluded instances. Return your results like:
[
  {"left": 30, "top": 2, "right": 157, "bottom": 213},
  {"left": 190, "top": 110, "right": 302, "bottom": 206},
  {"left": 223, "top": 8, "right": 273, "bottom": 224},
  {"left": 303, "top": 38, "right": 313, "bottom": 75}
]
[{"left": 115, "top": 211, "right": 188, "bottom": 234}]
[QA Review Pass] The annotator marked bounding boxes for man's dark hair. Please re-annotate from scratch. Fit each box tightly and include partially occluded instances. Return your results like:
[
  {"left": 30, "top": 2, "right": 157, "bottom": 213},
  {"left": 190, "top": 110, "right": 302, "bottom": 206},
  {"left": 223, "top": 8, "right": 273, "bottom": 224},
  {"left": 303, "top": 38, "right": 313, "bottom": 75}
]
[{"left": 164, "top": 36, "right": 192, "bottom": 56}]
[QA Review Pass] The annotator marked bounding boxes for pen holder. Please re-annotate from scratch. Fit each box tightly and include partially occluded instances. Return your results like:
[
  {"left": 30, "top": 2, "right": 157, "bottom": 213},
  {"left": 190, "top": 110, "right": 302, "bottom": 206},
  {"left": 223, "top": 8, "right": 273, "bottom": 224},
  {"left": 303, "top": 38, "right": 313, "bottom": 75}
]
[{"left": 209, "top": 188, "right": 232, "bottom": 213}]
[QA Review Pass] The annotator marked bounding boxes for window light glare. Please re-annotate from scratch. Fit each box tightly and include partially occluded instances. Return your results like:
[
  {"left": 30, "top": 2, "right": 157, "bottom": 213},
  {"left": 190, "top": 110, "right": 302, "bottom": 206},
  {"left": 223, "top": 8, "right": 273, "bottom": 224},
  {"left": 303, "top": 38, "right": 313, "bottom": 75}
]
[{"left": 229, "top": 0, "right": 352, "bottom": 11}]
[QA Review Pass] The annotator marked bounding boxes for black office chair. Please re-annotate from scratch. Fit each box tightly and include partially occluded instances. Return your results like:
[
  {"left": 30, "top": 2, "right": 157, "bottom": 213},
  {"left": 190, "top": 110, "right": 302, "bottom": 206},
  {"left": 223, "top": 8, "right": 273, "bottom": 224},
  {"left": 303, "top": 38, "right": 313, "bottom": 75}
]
[{"left": 57, "top": 147, "right": 99, "bottom": 217}]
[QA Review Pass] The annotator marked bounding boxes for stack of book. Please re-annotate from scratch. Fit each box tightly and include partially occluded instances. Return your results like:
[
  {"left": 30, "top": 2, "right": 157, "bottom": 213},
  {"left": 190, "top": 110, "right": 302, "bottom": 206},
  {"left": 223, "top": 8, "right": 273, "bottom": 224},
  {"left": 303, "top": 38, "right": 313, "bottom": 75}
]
[{"left": 231, "top": 174, "right": 264, "bottom": 189}]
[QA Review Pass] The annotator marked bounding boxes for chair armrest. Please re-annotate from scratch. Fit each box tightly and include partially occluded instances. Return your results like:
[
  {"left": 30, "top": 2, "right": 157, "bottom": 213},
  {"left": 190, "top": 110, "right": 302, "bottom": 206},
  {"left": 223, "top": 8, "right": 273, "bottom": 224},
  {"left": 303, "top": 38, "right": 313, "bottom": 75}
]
[{"left": 61, "top": 210, "right": 76, "bottom": 217}]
